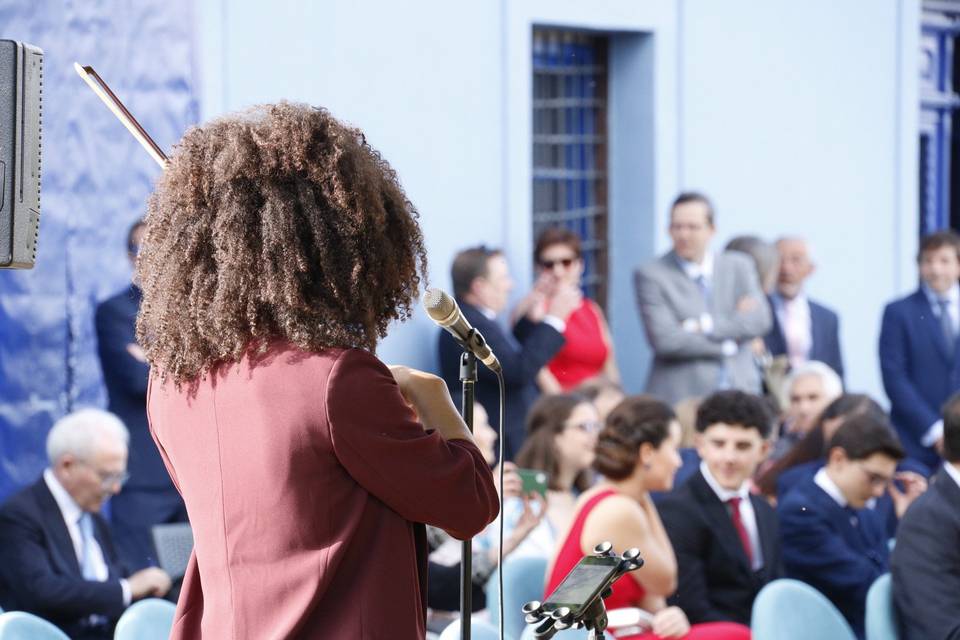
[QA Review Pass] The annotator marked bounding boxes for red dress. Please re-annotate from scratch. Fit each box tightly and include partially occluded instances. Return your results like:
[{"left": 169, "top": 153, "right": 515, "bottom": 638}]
[
  {"left": 547, "top": 299, "right": 609, "bottom": 390},
  {"left": 546, "top": 489, "right": 751, "bottom": 640}
]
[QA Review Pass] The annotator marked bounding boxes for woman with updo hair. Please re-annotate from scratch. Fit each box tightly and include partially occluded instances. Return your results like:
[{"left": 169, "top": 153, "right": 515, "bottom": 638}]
[
  {"left": 545, "top": 396, "right": 750, "bottom": 640},
  {"left": 137, "top": 103, "right": 499, "bottom": 639}
]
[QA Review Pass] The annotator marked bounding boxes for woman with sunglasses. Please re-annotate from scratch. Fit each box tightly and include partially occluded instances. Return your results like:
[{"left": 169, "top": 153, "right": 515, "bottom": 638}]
[{"left": 520, "top": 227, "right": 621, "bottom": 392}]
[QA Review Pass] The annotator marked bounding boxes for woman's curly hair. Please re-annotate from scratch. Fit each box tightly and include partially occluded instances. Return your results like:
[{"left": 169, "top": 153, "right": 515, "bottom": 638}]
[{"left": 136, "top": 102, "right": 427, "bottom": 383}]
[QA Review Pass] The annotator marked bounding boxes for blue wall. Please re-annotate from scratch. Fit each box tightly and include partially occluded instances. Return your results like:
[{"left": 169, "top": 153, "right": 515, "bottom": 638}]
[{"left": 0, "top": 0, "right": 198, "bottom": 499}]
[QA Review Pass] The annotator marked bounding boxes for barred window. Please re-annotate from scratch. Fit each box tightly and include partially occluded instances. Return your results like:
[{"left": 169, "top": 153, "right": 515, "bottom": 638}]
[{"left": 532, "top": 29, "right": 609, "bottom": 310}]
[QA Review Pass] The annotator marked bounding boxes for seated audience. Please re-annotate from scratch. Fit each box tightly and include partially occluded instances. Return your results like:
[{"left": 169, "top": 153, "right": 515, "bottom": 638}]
[
  {"left": 479, "top": 393, "right": 599, "bottom": 560},
  {"left": 891, "top": 391, "right": 960, "bottom": 640},
  {"left": 546, "top": 396, "right": 750, "bottom": 639},
  {"left": 658, "top": 391, "right": 782, "bottom": 625},
  {"left": 770, "top": 360, "right": 842, "bottom": 460},
  {"left": 576, "top": 375, "right": 626, "bottom": 423},
  {"left": 757, "top": 394, "right": 886, "bottom": 499},
  {"left": 516, "top": 227, "right": 620, "bottom": 393},
  {"left": 778, "top": 414, "right": 927, "bottom": 639},
  {"left": 0, "top": 409, "right": 171, "bottom": 640},
  {"left": 670, "top": 397, "right": 705, "bottom": 488},
  {"left": 438, "top": 246, "right": 577, "bottom": 460}
]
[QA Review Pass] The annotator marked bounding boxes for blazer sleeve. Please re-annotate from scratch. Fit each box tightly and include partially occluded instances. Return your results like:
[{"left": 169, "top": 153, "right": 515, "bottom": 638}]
[
  {"left": 326, "top": 349, "right": 499, "bottom": 540},
  {"left": 891, "top": 496, "right": 960, "bottom": 640},
  {"left": 634, "top": 268, "right": 724, "bottom": 360},
  {"left": 498, "top": 317, "right": 565, "bottom": 387},
  {"left": 94, "top": 299, "right": 149, "bottom": 396},
  {"left": 0, "top": 504, "right": 126, "bottom": 619},
  {"left": 659, "top": 499, "right": 729, "bottom": 623},
  {"left": 710, "top": 255, "right": 773, "bottom": 342},
  {"left": 879, "top": 303, "right": 939, "bottom": 438},
  {"left": 778, "top": 500, "right": 884, "bottom": 605}
]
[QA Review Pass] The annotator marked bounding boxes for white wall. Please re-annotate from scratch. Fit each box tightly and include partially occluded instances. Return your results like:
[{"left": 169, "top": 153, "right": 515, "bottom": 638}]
[
  {"left": 677, "top": 0, "right": 919, "bottom": 398},
  {"left": 195, "top": 0, "right": 919, "bottom": 400}
]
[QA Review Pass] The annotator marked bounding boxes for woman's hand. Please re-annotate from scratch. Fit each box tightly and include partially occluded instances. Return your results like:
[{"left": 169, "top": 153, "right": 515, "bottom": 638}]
[
  {"left": 387, "top": 365, "right": 471, "bottom": 441},
  {"left": 495, "top": 462, "right": 523, "bottom": 498},
  {"left": 650, "top": 606, "right": 691, "bottom": 639}
]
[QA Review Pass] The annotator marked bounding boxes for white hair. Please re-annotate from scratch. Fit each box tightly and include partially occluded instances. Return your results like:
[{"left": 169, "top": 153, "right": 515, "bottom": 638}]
[
  {"left": 786, "top": 361, "right": 843, "bottom": 402},
  {"left": 46, "top": 408, "right": 130, "bottom": 465}
]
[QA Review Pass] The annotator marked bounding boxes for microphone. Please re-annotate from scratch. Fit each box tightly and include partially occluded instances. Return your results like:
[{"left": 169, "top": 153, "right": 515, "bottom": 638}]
[{"left": 422, "top": 288, "right": 502, "bottom": 374}]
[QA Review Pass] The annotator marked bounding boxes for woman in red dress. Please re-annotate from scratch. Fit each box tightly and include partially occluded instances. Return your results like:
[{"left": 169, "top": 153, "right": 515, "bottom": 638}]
[
  {"left": 136, "top": 103, "right": 499, "bottom": 639},
  {"left": 545, "top": 396, "right": 751, "bottom": 640},
  {"left": 516, "top": 227, "right": 621, "bottom": 392}
]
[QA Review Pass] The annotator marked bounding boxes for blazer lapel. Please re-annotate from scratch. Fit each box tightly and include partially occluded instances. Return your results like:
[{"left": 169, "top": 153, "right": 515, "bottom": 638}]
[
  {"left": 912, "top": 291, "right": 951, "bottom": 363},
  {"left": 766, "top": 296, "right": 786, "bottom": 353},
  {"left": 749, "top": 494, "right": 777, "bottom": 577},
  {"left": 690, "top": 471, "right": 751, "bottom": 572},
  {"left": 32, "top": 480, "right": 82, "bottom": 577}
]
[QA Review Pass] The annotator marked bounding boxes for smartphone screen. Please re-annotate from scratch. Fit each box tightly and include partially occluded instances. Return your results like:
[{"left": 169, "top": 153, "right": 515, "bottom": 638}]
[
  {"left": 517, "top": 468, "right": 548, "bottom": 496},
  {"left": 542, "top": 555, "right": 620, "bottom": 616}
]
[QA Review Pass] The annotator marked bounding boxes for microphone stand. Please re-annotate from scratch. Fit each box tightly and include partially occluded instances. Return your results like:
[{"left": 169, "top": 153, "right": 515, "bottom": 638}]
[{"left": 458, "top": 347, "right": 477, "bottom": 640}]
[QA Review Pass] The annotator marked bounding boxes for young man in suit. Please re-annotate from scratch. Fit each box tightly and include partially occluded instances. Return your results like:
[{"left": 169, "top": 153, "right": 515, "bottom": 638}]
[
  {"left": 765, "top": 237, "right": 844, "bottom": 381},
  {"left": 0, "top": 409, "right": 171, "bottom": 640},
  {"left": 779, "top": 414, "right": 927, "bottom": 639},
  {"left": 634, "top": 192, "right": 771, "bottom": 404},
  {"left": 437, "top": 246, "right": 578, "bottom": 460},
  {"left": 880, "top": 230, "right": 960, "bottom": 469},
  {"left": 891, "top": 391, "right": 960, "bottom": 640},
  {"left": 659, "top": 390, "right": 782, "bottom": 625},
  {"left": 95, "top": 220, "right": 188, "bottom": 571}
]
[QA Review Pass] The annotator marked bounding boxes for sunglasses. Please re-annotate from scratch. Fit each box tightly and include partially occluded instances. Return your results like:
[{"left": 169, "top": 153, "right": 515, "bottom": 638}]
[{"left": 539, "top": 257, "right": 577, "bottom": 270}]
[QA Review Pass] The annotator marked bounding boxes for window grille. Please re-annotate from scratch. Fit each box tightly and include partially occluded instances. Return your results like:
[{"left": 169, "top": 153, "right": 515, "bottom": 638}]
[{"left": 532, "top": 29, "right": 609, "bottom": 310}]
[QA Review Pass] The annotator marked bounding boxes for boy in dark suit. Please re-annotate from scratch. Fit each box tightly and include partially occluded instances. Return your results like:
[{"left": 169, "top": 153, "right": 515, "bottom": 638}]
[
  {"left": 880, "top": 230, "right": 960, "bottom": 469},
  {"left": 892, "top": 391, "right": 960, "bottom": 640},
  {"left": 0, "top": 409, "right": 171, "bottom": 639},
  {"left": 779, "top": 414, "right": 927, "bottom": 639},
  {"left": 659, "top": 390, "right": 782, "bottom": 625}
]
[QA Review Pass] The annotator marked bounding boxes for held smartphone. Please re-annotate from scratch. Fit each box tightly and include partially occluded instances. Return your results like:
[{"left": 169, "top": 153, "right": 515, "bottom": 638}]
[
  {"left": 517, "top": 468, "right": 549, "bottom": 497},
  {"left": 541, "top": 554, "right": 621, "bottom": 617}
]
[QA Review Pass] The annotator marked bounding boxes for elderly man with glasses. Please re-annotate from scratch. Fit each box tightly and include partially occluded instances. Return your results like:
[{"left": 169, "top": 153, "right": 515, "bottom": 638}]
[{"left": 0, "top": 408, "right": 171, "bottom": 640}]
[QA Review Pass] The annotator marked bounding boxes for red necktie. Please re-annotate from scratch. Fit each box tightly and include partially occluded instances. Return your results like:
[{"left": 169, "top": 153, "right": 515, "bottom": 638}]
[{"left": 727, "top": 496, "right": 753, "bottom": 566}]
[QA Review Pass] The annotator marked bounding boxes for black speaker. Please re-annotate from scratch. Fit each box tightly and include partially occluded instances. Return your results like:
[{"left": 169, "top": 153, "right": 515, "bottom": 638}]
[{"left": 0, "top": 40, "right": 42, "bottom": 270}]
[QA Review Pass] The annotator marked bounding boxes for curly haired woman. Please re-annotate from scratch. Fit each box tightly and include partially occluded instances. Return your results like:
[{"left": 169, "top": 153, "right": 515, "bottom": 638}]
[{"left": 137, "top": 103, "right": 499, "bottom": 639}]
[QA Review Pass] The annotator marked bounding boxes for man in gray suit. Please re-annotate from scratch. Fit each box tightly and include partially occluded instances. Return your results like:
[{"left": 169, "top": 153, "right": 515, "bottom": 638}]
[{"left": 635, "top": 192, "right": 772, "bottom": 404}]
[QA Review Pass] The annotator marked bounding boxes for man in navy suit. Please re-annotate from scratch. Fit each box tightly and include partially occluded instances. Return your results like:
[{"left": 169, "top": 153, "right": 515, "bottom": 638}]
[
  {"left": 891, "top": 391, "right": 960, "bottom": 640},
  {"left": 0, "top": 409, "right": 171, "bottom": 639},
  {"left": 659, "top": 390, "right": 783, "bottom": 625},
  {"left": 880, "top": 230, "right": 960, "bottom": 469},
  {"left": 95, "top": 220, "right": 188, "bottom": 570},
  {"left": 437, "top": 246, "right": 575, "bottom": 460},
  {"left": 779, "top": 414, "right": 927, "bottom": 639},
  {"left": 765, "top": 237, "right": 844, "bottom": 381}
]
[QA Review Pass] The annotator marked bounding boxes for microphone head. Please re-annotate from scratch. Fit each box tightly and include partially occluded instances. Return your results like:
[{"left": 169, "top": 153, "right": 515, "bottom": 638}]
[{"left": 422, "top": 288, "right": 458, "bottom": 325}]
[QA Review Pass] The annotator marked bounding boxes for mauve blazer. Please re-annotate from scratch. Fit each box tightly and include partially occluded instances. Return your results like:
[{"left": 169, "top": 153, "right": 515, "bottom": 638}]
[{"left": 147, "top": 344, "right": 499, "bottom": 639}]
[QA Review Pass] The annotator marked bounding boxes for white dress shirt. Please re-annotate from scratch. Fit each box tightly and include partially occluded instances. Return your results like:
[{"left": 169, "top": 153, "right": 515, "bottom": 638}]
[
  {"left": 944, "top": 462, "right": 960, "bottom": 491},
  {"left": 43, "top": 469, "right": 131, "bottom": 605},
  {"left": 699, "top": 462, "right": 764, "bottom": 571},
  {"left": 813, "top": 467, "right": 848, "bottom": 507}
]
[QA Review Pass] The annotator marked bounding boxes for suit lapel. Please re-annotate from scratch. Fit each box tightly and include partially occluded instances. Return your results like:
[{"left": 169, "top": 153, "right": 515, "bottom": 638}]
[
  {"left": 749, "top": 495, "right": 776, "bottom": 577},
  {"left": 32, "top": 480, "right": 82, "bottom": 577},
  {"left": 911, "top": 291, "right": 951, "bottom": 363},
  {"left": 689, "top": 471, "right": 751, "bottom": 572},
  {"left": 766, "top": 296, "right": 786, "bottom": 353},
  {"left": 808, "top": 303, "right": 824, "bottom": 359}
]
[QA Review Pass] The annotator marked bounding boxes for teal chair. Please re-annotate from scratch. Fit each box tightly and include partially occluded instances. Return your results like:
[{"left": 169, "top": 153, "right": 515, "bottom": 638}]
[
  {"left": 0, "top": 611, "right": 70, "bottom": 640},
  {"left": 866, "top": 574, "right": 900, "bottom": 640},
  {"left": 520, "top": 624, "right": 614, "bottom": 639},
  {"left": 439, "top": 618, "right": 502, "bottom": 640},
  {"left": 751, "top": 579, "right": 857, "bottom": 640},
  {"left": 114, "top": 598, "right": 177, "bottom": 640},
  {"left": 486, "top": 555, "right": 548, "bottom": 640}
]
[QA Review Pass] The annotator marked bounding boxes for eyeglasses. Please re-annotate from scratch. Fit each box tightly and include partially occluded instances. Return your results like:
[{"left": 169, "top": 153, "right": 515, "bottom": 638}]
[
  {"left": 78, "top": 461, "right": 130, "bottom": 490},
  {"left": 539, "top": 257, "right": 577, "bottom": 270},
  {"left": 569, "top": 420, "right": 602, "bottom": 434},
  {"left": 855, "top": 462, "right": 893, "bottom": 488}
]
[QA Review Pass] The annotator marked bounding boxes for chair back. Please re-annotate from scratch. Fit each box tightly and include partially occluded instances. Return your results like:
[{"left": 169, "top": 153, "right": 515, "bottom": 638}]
[
  {"left": 520, "top": 624, "right": 614, "bottom": 639},
  {"left": 439, "top": 618, "right": 501, "bottom": 640},
  {"left": 151, "top": 522, "right": 194, "bottom": 579},
  {"left": 114, "top": 597, "right": 176, "bottom": 640},
  {"left": 486, "top": 555, "right": 548, "bottom": 640},
  {"left": 0, "top": 611, "right": 70, "bottom": 640},
  {"left": 866, "top": 573, "right": 900, "bottom": 640},
  {"left": 751, "top": 579, "right": 857, "bottom": 640}
]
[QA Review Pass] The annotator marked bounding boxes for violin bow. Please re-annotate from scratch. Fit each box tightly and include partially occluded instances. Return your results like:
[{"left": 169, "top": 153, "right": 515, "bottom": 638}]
[{"left": 73, "top": 62, "right": 169, "bottom": 169}]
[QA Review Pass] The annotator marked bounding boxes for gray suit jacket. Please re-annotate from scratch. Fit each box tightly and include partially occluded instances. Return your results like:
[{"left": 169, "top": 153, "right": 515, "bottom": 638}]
[{"left": 634, "top": 250, "right": 772, "bottom": 404}]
